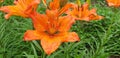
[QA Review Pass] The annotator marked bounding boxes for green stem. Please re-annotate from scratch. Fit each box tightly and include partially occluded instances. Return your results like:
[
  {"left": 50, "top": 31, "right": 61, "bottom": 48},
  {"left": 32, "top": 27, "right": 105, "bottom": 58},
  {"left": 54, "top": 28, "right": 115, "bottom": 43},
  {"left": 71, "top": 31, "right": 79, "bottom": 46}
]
[
  {"left": 76, "top": 0, "right": 81, "bottom": 7},
  {"left": 42, "top": 0, "right": 47, "bottom": 8},
  {"left": 86, "top": 0, "right": 91, "bottom": 5}
]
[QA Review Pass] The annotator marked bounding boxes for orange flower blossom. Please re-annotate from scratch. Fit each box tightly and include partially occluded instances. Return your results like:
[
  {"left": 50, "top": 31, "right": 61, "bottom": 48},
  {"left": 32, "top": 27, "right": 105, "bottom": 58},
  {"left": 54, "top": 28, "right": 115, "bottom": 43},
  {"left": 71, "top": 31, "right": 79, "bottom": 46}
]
[
  {"left": 24, "top": 0, "right": 80, "bottom": 55},
  {"left": 0, "top": 0, "right": 40, "bottom": 19},
  {"left": 67, "top": 3, "right": 103, "bottom": 21},
  {"left": 106, "top": 0, "right": 120, "bottom": 7}
]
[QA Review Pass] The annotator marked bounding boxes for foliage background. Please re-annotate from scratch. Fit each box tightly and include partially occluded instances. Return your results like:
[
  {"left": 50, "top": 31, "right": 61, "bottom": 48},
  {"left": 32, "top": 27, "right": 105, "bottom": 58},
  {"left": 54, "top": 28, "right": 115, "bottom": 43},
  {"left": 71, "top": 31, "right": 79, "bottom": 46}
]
[{"left": 0, "top": 0, "right": 120, "bottom": 58}]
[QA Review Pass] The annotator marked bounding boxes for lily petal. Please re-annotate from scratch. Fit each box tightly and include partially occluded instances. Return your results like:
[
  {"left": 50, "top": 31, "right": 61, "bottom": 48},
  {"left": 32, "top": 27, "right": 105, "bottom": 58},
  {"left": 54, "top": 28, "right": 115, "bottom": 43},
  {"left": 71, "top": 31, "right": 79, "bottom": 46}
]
[
  {"left": 29, "top": 11, "right": 48, "bottom": 32},
  {"left": 24, "top": 30, "right": 41, "bottom": 41},
  {"left": 63, "top": 32, "right": 80, "bottom": 42},
  {"left": 49, "top": 0, "right": 60, "bottom": 10},
  {"left": 40, "top": 32, "right": 78, "bottom": 55},
  {"left": 58, "top": 16, "right": 75, "bottom": 32},
  {"left": 106, "top": 0, "right": 120, "bottom": 7},
  {"left": 57, "top": 3, "right": 72, "bottom": 16},
  {"left": 41, "top": 36, "right": 61, "bottom": 55}
]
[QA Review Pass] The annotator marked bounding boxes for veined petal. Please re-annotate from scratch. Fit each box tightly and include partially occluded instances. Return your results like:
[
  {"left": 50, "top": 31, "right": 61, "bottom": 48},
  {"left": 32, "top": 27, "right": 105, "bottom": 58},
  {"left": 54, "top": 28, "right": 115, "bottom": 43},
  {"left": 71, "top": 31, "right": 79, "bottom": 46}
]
[
  {"left": 82, "top": 3, "right": 89, "bottom": 10},
  {"left": 49, "top": 0, "right": 60, "bottom": 10},
  {"left": 89, "top": 8, "right": 96, "bottom": 15},
  {"left": 36, "top": 32, "right": 64, "bottom": 55},
  {"left": 57, "top": 3, "right": 72, "bottom": 16},
  {"left": 41, "top": 38, "right": 61, "bottom": 55},
  {"left": 89, "top": 14, "right": 103, "bottom": 20},
  {"left": 58, "top": 16, "right": 75, "bottom": 32},
  {"left": 29, "top": 11, "right": 48, "bottom": 32},
  {"left": 46, "top": 10, "right": 57, "bottom": 20},
  {"left": 89, "top": 8, "right": 103, "bottom": 20},
  {"left": 39, "top": 31, "right": 79, "bottom": 55},
  {"left": 62, "top": 32, "right": 80, "bottom": 42},
  {"left": 24, "top": 30, "right": 41, "bottom": 41}
]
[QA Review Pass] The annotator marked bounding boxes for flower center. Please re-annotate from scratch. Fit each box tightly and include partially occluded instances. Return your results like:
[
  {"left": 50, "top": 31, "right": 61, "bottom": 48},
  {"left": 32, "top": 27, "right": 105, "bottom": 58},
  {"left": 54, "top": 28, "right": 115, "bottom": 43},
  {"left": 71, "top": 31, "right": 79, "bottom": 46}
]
[
  {"left": 45, "top": 28, "right": 59, "bottom": 35},
  {"left": 49, "top": 28, "right": 56, "bottom": 35}
]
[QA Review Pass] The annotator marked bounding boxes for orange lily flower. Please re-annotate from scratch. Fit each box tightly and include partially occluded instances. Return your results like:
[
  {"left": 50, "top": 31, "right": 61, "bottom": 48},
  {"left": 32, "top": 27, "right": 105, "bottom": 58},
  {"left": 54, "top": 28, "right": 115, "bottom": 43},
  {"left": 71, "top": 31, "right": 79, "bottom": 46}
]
[
  {"left": 106, "top": 0, "right": 120, "bottom": 7},
  {"left": 67, "top": 3, "right": 103, "bottom": 21},
  {"left": 0, "top": 0, "right": 40, "bottom": 19},
  {"left": 24, "top": 0, "right": 79, "bottom": 55},
  {"left": 24, "top": 10, "right": 80, "bottom": 55}
]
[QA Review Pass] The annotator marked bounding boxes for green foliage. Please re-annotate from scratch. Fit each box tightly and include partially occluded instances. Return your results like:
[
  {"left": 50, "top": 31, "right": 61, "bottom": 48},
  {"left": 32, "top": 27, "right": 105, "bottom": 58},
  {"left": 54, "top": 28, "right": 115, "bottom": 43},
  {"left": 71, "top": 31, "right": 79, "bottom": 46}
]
[{"left": 0, "top": 0, "right": 120, "bottom": 58}]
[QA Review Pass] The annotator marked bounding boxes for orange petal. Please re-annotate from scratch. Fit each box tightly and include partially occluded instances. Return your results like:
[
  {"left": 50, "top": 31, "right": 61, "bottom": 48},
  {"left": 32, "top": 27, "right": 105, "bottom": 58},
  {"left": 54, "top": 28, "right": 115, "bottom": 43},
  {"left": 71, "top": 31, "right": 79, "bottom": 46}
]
[
  {"left": 49, "top": 0, "right": 60, "bottom": 10},
  {"left": 46, "top": 10, "right": 57, "bottom": 20},
  {"left": 40, "top": 32, "right": 79, "bottom": 55},
  {"left": 89, "top": 9, "right": 103, "bottom": 20},
  {"left": 62, "top": 32, "right": 80, "bottom": 42},
  {"left": 89, "top": 14, "right": 103, "bottom": 20},
  {"left": 82, "top": 3, "right": 89, "bottom": 10},
  {"left": 29, "top": 11, "right": 48, "bottom": 32},
  {"left": 0, "top": 0, "right": 40, "bottom": 19},
  {"left": 57, "top": 3, "right": 72, "bottom": 16},
  {"left": 4, "top": 13, "right": 11, "bottom": 19},
  {"left": 24, "top": 30, "right": 41, "bottom": 41},
  {"left": 89, "top": 8, "right": 96, "bottom": 15},
  {"left": 39, "top": 32, "right": 75, "bottom": 55},
  {"left": 106, "top": 0, "right": 120, "bottom": 7},
  {"left": 41, "top": 36, "right": 61, "bottom": 55},
  {"left": 58, "top": 16, "right": 75, "bottom": 32}
]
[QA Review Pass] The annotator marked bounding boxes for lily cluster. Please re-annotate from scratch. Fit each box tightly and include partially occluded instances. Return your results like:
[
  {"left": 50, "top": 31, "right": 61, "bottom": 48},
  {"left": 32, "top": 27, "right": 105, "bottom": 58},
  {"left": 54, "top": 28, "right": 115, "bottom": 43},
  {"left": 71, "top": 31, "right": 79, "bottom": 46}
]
[{"left": 0, "top": 0, "right": 103, "bottom": 55}]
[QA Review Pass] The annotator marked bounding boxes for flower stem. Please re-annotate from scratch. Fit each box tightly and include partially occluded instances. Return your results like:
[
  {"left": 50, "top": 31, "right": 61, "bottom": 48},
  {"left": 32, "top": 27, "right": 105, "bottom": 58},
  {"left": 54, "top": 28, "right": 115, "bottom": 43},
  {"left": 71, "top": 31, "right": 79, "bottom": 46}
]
[
  {"left": 76, "top": 0, "right": 81, "bottom": 7},
  {"left": 42, "top": 0, "right": 47, "bottom": 8},
  {"left": 86, "top": 0, "right": 91, "bottom": 5}
]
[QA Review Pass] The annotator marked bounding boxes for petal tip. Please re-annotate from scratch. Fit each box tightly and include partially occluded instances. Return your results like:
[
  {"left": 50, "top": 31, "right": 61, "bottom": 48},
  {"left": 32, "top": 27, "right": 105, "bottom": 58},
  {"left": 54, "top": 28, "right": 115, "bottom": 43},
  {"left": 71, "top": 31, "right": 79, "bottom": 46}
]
[{"left": 23, "top": 30, "right": 40, "bottom": 41}]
